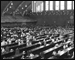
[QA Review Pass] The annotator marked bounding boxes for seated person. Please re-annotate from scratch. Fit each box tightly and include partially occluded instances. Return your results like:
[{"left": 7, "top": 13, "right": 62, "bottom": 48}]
[
  {"left": 1, "top": 40, "right": 7, "bottom": 46},
  {"left": 29, "top": 53, "right": 35, "bottom": 59},
  {"left": 7, "top": 38, "right": 12, "bottom": 44},
  {"left": 1, "top": 47, "right": 6, "bottom": 54}
]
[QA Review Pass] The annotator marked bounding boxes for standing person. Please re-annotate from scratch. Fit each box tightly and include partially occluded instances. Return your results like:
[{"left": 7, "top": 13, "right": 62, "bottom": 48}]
[
  {"left": 43, "top": 39, "right": 46, "bottom": 46},
  {"left": 26, "top": 33, "right": 32, "bottom": 47}
]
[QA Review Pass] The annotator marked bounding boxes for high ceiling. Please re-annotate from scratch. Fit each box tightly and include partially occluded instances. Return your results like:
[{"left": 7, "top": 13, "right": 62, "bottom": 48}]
[{"left": 1, "top": 1, "right": 32, "bottom": 16}]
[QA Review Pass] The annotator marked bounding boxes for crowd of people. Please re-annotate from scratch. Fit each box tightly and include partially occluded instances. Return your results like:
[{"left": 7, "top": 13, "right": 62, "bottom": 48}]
[{"left": 1, "top": 26, "right": 74, "bottom": 59}]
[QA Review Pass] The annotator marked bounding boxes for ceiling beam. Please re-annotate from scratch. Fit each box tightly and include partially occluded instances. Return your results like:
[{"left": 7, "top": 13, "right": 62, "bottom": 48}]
[
  {"left": 13, "top": 1, "right": 25, "bottom": 16},
  {"left": 2, "top": 1, "right": 12, "bottom": 16},
  {"left": 22, "top": 3, "right": 31, "bottom": 16}
]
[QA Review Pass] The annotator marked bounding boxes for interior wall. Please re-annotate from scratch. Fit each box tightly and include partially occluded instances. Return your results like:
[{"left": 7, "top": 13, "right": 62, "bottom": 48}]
[
  {"left": 29, "top": 11, "right": 74, "bottom": 27},
  {"left": 33, "top": 15, "right": 70, "bottom": 26}
]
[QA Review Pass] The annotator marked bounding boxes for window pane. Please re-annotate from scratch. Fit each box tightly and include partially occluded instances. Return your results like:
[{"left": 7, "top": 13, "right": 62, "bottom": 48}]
[
  {"left": 55, "top": 1, "right": 59, "bottom": 10},
  {"left": 67, "top": 1, "right": 72, "bottom": 10},
  {"left": 60, "top": 1, "right": 65, "bottom": 10},
  {"left": 50, "top": 1, "right": 53, "bottom": 10},
  {"left": 45, "top": 1, "right": 49, "bottom": 11}
]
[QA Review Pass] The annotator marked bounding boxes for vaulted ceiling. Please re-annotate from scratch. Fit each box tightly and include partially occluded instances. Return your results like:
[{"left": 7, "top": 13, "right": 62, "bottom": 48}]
[{"left": 1, "top": 1, "right": 32, "bottom": 16}]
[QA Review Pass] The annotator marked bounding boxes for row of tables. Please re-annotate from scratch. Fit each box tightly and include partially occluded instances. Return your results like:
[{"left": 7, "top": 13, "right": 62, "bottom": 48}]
[{"left": 1, "top": 32, "right": 74, "bottom": 59}]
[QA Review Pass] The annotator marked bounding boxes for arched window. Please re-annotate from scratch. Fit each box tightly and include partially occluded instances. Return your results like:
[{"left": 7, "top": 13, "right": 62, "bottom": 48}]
[
  {"left": 50, "top": 1, "right": 53, "bottom": 10},
  {"left": 36, "top": 1, "right": 43, "bottom": 12},
  {"left": 40, "top": 2, "right": 43, "bottom": 12},
  {"left": 32, "top": 1, "right": 34, "bottom": 12},
  {"left": 73, "top": 1, "right": 74, "bottom": 10},
  {"left": 45, "top": 1, "right": 49, "bottom": 11},
  {"left": 67, "top": 1, "right": 72, "bottom": 10},
  {"left": 55, "top": 1, "right": 60, "bottom": 10},
  {"left": 34, "top": 1, "right": 36, "bottom": 12},
  {"left": 36, "top": 5, "right": 40, "bottom": 12},
  {"left": 60, "top": 1, "right": 65, "bottom": 10}
]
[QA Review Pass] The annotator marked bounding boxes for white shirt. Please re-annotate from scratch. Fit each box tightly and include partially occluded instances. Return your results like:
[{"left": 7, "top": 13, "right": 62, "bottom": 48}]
[
  {"left": 1, "top": 48, "right": 5, "bottom": 53},
  {"left": 1, "top": 41, "right": 6, "bottom": 46}
]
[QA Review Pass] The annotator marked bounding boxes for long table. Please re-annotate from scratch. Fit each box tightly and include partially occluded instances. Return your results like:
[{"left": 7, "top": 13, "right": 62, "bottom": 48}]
[
  {"left": 43, "top": 44, "right": 64, "bottom": 59},
  {"left": 29, "top": 42, "right": 54, "bottom": 54},
  {"left": 48, "top": 46, "right": 74, "bottom": 59}
]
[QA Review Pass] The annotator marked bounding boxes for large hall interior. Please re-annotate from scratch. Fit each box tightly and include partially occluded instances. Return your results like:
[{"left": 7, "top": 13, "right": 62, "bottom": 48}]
[{"left": 1, "top": 1, "right": 74, "bottom": 59}]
